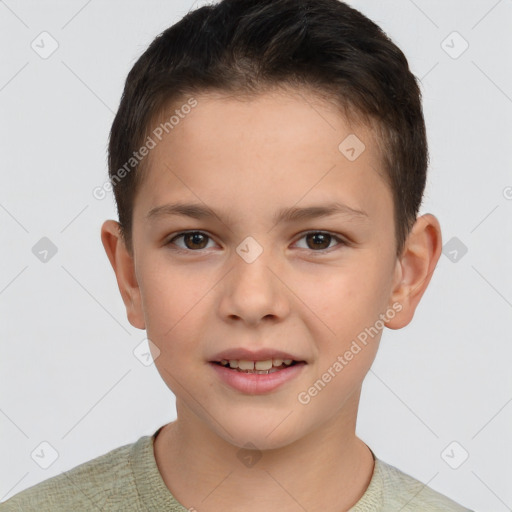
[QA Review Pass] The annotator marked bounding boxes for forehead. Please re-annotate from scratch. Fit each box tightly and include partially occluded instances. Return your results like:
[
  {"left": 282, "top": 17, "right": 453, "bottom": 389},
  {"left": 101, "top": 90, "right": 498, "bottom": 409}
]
[{"left": 135, "top": 87, "right": 391, "bottom": 224}]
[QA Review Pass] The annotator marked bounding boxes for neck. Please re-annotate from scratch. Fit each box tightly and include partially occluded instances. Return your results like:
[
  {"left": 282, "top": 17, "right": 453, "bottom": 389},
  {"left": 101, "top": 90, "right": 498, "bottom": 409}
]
[{"left": 154, "top": 389, "right": 374, "bottom": 512}]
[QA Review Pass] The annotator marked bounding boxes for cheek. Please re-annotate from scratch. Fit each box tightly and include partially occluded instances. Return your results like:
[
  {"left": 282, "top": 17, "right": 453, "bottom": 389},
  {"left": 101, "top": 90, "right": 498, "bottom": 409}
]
[
  {"left": 137, "top": 257, "right": 227, "bottom": 380},
  {"left": 138, "top": 263, "right": 207, "bottom": 391},
  {"left": 291, "top": 254, "right": 393, "bottom": 344},
  {"left": 138, "top": 256, "right": 205, "bottom": 330}
]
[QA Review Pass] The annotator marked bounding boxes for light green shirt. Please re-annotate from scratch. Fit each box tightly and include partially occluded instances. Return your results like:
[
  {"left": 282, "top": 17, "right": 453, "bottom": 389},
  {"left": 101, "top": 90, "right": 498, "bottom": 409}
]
[{"left": 1, "top": 427, "right": 473, "bottom": 511}]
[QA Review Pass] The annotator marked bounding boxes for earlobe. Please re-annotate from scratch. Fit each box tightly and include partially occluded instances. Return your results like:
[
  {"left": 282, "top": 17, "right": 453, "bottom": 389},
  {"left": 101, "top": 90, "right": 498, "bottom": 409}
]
[
  {"left": 385, "top": 214, "right": 442, "bottom": 330},
  {"left": 100, "top": 220, "right": 146, "bottom": 330}
]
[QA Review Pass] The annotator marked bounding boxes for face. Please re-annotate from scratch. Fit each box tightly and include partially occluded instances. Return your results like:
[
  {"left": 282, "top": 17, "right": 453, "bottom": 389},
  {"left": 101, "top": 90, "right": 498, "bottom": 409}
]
[{"left": 127, "top": 88, "right": 402, "bottom": 449}]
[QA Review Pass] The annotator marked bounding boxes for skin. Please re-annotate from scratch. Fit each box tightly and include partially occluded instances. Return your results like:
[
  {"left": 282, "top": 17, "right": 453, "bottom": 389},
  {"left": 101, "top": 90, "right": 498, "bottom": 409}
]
[{"left": 101, "top": 86, "right": 442, "bottom": 512}]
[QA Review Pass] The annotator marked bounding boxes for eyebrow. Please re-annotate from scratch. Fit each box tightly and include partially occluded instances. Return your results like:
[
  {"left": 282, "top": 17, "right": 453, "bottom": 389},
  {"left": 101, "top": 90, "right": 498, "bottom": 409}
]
[{"left": 146, "top": 201, "right": 368, "bottom": 225}]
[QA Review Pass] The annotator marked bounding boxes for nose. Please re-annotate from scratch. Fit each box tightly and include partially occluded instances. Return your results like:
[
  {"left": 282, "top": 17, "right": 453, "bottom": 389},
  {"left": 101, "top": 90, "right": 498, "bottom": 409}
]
[{"left": 217, "top": 242, "right": 290, "bottom": 326}]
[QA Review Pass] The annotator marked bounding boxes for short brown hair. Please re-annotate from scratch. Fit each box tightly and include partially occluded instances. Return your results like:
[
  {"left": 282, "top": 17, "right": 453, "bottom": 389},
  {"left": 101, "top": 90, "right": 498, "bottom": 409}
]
[{"left": 108, "top": 0, "right": 428, "bottom": 257}]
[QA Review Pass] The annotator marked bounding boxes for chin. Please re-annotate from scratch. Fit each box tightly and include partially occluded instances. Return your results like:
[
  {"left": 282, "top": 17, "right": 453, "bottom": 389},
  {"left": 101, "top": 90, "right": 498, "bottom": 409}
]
[{"left": 215, "top": 413, "right": 311, "bottom": 452}]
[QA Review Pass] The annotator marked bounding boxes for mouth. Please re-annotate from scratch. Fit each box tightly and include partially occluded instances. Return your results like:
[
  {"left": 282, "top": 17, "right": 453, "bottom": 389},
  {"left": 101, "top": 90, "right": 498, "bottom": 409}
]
[
  {"left": 209, "top": 357, "right": 307, "bottom": 394},
  {"left": 211, "top": 358, "right": 304, "bottom": 374}
]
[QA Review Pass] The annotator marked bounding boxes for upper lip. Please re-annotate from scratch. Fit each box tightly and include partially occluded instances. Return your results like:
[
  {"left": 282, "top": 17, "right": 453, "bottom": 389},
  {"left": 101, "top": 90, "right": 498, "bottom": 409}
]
[{"left": 209, "top": 348, "right": 306, "bottom": 363}]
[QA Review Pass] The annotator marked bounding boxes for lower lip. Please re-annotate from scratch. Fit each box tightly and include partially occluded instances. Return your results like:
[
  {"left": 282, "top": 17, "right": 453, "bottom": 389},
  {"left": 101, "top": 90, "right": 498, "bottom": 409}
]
[{"left": 209, "top": 362, "right": 306, "bottom": 394}]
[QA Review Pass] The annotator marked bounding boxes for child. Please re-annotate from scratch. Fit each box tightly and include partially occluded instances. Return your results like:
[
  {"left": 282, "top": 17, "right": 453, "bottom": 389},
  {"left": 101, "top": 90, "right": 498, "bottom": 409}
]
[{"left": 1, "top": 0, "right": 474, "bottom": 510}]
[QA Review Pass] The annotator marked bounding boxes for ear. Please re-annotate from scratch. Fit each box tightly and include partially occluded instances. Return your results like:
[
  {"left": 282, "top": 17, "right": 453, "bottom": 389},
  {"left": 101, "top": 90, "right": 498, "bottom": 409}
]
[
  {"left": 100, "top": 220, "right": 145, "bottom": 330},
  {"left": 385, "top": 213, "right": 442, "bottom": 329}
]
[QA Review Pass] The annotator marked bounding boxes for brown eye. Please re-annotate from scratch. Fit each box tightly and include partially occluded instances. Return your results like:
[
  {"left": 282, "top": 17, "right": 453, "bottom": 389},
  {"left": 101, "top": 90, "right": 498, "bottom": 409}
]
[
  {"left": 295, "top": 231, "right": 345, "bottom": 252},
  {"left": 184, "top": 232, "right": 209, "bottom": 250},
  {"left": 306, "top": 232, "right": 331, "bottom": 250},
  {"left": 168, "top": 231, "right": 214, "bottom": 251}
]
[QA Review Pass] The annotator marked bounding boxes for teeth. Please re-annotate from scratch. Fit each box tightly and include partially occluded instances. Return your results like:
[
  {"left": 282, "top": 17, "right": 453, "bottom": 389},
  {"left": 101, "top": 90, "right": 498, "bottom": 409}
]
[
  {"left": 218, "top": 358, "right": 297, "bottom": 371},
  {"left": 255, "top": 360, "right": 273, "bottom": 370},
  {"left": 238, "top": 360, "right": 255, "bottom": 370}
]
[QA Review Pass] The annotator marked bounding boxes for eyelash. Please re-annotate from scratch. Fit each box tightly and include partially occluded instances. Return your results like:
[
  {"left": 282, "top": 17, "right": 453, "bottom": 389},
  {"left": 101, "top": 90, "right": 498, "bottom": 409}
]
[{"left": 165, "top": 230, "right": 347, "bottom": 254}]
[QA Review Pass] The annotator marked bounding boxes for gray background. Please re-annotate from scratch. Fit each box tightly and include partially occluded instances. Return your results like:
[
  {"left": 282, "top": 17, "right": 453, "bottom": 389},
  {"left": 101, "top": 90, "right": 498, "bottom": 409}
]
[{"left": 1, "top": 1, "right": 511, "bottom": 510}]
